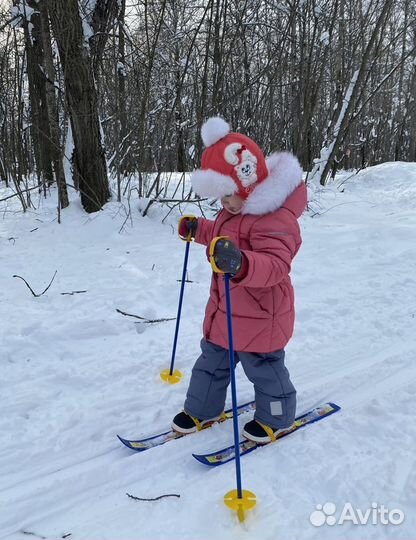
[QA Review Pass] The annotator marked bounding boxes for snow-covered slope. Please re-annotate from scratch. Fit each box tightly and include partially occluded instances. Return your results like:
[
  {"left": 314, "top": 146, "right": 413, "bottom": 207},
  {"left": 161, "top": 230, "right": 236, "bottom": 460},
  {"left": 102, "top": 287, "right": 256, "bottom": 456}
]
[{"left": 1, "top": 163, "right": 415, "bottom": 539}]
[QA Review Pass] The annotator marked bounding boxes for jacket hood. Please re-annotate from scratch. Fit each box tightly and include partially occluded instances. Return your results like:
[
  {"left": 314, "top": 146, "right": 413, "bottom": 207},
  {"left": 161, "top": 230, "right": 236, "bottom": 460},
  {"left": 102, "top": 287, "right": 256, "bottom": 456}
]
[{"left": 242, "top": 152, "right": 304, "bottom": 215}]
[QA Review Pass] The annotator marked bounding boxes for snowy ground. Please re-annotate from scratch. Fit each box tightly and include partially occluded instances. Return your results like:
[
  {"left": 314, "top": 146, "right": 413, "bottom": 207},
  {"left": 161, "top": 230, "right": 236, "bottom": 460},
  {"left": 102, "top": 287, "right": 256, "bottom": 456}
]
[{"left": 0, "top": 163, "right": 415, "bottom": 540}]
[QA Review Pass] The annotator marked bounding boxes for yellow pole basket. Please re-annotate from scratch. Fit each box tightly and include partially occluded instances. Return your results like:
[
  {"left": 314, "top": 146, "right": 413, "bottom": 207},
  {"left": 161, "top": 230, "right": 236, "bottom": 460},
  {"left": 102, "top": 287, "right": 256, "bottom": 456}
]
[
  {"left": 160, "top": 368, "right": 183, "bottom": 385},
  {"left": 224, "top": 489, "right": 257, "bottom": 523}
]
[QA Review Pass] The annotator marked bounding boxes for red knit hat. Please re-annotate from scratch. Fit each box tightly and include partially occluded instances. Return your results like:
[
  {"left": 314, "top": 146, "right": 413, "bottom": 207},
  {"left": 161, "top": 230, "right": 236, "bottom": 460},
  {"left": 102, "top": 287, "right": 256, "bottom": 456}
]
[{"left": 191, "top": 117, "right": 268, "bottom": 200}]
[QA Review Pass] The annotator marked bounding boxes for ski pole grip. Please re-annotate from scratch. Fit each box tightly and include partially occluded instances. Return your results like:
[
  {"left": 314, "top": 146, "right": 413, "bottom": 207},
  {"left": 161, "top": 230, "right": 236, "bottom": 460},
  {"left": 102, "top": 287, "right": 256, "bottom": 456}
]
[
  {"left": 178, "top": 215, "right": 197, "bottom": 242},
  {"left": 209, "top": 236, "right": 229, "bottom": 274}
]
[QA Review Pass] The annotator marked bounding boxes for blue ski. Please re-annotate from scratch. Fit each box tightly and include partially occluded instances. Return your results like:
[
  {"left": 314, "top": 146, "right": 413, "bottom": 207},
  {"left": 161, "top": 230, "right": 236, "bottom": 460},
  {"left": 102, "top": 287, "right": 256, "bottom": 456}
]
[
  {"left": 192, "top": 402, "right": 341, "bottom": 466},
  {"left": 117, "top": 400, "right": 256, "bottom": 452}
]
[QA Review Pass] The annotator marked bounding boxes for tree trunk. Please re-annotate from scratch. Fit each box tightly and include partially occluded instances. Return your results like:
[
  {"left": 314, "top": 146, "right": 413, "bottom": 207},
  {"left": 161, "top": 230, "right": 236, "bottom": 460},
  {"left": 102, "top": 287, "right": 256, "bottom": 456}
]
[
  {"left": 23, "top": 0, "right": 54, "bottom": 189},
  {"left": 90, "top": 0, "right": 120, "bottom": 77},
  {"left": 37, "top": 0, "right": 69, "bottom": 208},
  {"left": 117, "top": 0, "right": 127, "bottom": 142},
  {"left": 48, "top": 0, "right": 110, "bottom": 213}
]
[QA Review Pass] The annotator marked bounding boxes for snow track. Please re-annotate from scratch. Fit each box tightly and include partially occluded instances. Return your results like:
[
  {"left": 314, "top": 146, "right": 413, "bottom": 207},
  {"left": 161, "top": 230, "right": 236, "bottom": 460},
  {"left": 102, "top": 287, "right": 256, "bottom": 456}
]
[{"left": 1, "top": 164, "right": 415, "bottom": 539}]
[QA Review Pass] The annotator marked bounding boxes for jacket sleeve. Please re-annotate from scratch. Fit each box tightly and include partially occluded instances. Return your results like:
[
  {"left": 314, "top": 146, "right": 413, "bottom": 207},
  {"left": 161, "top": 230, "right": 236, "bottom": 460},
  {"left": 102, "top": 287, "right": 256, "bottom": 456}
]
[
  {"left": 194, "top": 217, "right": 215, "bottom": 247},
  {"left": 235, "top": 212, "right": 302, "bottom": 288}
]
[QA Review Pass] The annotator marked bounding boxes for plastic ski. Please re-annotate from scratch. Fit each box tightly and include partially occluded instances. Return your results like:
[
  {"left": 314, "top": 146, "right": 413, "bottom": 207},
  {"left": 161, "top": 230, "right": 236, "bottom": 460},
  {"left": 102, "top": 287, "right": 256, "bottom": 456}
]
[
  {"left": 117, "top": 400, "right": 256, "bottom": 452},
  {"left": 192, "top": 402, "right": 340, "bottom": 466}
]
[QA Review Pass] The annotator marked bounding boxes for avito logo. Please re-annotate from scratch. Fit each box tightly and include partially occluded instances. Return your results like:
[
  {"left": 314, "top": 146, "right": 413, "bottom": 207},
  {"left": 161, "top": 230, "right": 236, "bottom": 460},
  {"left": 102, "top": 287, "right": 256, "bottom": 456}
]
[{"left": 310, "top": 502, "right": 405, "bottom": 527}]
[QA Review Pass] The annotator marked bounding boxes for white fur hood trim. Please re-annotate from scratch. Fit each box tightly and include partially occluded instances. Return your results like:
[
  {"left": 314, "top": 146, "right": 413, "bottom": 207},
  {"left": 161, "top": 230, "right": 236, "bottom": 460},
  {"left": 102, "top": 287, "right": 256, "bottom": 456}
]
[
  {"left": 191, "top": 169, "right": 237, "bottom": 199},
  {"left": 242, "top": 152, "right": 303, "bottom": 215}
]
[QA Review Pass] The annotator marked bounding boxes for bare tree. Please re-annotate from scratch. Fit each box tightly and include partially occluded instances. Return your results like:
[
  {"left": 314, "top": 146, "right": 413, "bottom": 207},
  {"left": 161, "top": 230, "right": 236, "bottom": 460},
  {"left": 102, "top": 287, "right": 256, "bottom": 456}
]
[
  {"left": 48, "top": 0, "right": 110, "bottom": 213},
  {"left": 309, "top": 0, "right": 395, "bottom": 185},
  {"left": 2, "top": 0, "right": 416, "bottom": 205}
]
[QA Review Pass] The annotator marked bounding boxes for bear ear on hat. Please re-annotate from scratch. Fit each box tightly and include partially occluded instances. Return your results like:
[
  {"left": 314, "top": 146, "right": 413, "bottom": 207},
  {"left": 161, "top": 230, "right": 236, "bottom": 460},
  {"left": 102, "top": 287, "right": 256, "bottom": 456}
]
[{"left": 201, "top": 117, "right": 230, "bottom": 147}]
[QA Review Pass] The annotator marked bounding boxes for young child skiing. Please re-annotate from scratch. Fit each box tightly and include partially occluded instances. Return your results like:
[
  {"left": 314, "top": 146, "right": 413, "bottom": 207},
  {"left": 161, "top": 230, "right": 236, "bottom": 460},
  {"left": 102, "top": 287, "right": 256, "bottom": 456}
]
[{"left": 172, "top": 117, "right": 307, "bottom": 443}]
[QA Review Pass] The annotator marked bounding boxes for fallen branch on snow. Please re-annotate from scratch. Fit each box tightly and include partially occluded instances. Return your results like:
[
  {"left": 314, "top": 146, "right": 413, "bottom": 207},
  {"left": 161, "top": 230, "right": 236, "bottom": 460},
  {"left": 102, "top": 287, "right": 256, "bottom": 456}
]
[
  {"left": 22, "top": 532, "right": 46, "bottom": 540},
  {"left": 13, "top": 271, "right": 57, "bottom": 297},
  {"left": 126, "top": 492, "right": 180, "bottom": 502},
  {"left": 116, "top": 308, "right": 175, "bottom": 324},
  {"left": 22, "top": 531, "right": 71, "bottom": 539}
]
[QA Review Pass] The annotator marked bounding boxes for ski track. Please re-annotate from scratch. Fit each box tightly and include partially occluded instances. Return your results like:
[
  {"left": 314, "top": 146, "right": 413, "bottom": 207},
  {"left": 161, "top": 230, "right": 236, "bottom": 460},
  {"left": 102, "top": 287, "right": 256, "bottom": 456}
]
[{"left": 1, "top": 165, "right": 415, "bottom": 539}]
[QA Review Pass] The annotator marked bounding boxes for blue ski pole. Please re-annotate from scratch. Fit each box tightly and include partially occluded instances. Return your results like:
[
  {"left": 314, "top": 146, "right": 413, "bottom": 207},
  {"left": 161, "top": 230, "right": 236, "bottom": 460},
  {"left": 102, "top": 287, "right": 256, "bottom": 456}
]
[
  {"left": 209, "top": 237, "right": 257, "bottom": 522},
  {"left": 160, "top": 218, "right": 194, "bottom": 384}
]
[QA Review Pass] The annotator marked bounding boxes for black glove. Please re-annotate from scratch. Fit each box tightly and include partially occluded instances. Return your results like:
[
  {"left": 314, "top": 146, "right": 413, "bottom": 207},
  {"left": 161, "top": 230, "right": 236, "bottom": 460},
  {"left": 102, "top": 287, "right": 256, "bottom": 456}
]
[
  {"left": 211, "top": 238, "right": 242, "bottom": 275},
  {"left": 178, "top": 215, "right": 198, "bottom": 241}
]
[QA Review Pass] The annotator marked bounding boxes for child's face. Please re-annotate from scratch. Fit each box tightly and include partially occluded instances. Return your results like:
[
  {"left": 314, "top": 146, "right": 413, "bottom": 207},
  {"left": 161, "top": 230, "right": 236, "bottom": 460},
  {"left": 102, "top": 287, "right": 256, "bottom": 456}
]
[{"left": 221, "top": 194, "right": 244, "bottom": 215}]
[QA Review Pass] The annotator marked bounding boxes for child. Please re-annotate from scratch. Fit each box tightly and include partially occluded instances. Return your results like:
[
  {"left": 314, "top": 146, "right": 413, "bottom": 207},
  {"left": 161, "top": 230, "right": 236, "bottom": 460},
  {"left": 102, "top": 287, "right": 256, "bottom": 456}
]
[{"left": 172, "top": 117, "right": 307, "bottom": 443}]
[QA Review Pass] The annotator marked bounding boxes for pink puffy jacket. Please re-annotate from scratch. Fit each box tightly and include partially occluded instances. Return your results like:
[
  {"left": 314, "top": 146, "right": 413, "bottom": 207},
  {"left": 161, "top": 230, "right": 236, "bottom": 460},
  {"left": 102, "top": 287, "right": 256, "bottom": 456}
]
[{"left": 194, "top": 152, "right": 307, "bottom": 353}]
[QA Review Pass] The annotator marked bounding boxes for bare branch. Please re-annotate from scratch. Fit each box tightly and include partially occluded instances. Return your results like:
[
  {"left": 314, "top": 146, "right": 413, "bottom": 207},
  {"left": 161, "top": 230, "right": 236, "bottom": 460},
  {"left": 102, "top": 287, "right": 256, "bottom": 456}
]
[
  {"left": 13, "top": 271, "right": 58, "bottom": 297},
  {"left": 126, "top": 493, "right": 180, "bottom": 502}
]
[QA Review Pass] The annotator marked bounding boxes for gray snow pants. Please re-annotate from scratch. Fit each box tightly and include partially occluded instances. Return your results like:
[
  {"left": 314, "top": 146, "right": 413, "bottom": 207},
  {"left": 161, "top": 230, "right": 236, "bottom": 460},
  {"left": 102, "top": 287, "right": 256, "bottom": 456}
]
[{"left": 184, "top": 339, "right": 296, "bottom": 429}]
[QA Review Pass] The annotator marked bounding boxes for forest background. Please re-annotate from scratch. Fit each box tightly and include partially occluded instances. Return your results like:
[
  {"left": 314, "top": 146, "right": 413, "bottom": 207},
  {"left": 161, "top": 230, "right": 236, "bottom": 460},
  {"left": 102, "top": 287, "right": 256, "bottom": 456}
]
[{"left": 0, "top": 0, "right": 415, "bottom": 214}]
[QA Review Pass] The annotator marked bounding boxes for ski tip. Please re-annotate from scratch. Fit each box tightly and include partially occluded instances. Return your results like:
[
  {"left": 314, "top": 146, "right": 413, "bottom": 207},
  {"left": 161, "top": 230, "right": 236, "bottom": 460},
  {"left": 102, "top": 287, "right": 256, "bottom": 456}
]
[
  {"left": 117, "top": 435, "right": 146, "bottom": 451},
  {"left": 327, "top": 402, "right": 341, "bottom": 412},
  {"left": 192, "top": 453, "right": 206, "bottom": 465},
  {"left": 117, "top": 435, "right": 131, "bottom": 447}
]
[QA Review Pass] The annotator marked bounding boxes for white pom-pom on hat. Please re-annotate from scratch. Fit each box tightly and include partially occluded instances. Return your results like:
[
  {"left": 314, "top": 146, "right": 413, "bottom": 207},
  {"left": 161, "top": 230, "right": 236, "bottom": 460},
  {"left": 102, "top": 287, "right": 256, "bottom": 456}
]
[{"left": 201, "top": 117, "right": 230, "bottom": 147}]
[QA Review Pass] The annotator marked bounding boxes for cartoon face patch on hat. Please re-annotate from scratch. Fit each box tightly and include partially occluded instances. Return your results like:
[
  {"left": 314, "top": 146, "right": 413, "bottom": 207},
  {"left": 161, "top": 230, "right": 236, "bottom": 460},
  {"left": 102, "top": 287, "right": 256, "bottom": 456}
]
[
  {"left": 191, "top": 117, "right": 268, "bottom": 200},
  {"left": 224, "top": 143, "right": 258, "bottom": 188}
]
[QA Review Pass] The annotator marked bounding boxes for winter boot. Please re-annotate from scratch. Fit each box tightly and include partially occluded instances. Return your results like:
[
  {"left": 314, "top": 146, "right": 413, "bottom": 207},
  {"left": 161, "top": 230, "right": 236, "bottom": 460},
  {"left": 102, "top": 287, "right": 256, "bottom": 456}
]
[
  {"left": 172, "top": 411, "right": 223, "bottom": 434},
  {"left": 242, "top": 419, "right": 292, "bottom": 443}
]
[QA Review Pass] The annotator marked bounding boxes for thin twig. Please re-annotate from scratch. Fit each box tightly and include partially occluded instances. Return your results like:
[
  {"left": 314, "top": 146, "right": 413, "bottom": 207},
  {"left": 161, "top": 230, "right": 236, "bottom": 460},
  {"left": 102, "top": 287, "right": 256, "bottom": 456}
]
[
  {"left": 135, "top": 317, "right": 176, "bottom": 324},
  {"left": 116, "top": 308, "right": 175, "bottom": 324},
  {"left": 157, "top": 197, "right": 205, "bottom": 204},
  {"left": 118, "top": 189, "right": 133, "bottom": 233},
  {"left": 126, "top": 493, "right": 180, "bottom": 502},
  {"left": 0, "top": 185, "right": 41, "bottom": 203},
  {"left": 116, "top": 308, "right": 146, "bottom": 320},
  {"left": 61, "top": 290, "right": 87, "bottom": 296},
  {"left": 0, "top": 14, "right": 21, "bottom": 33},
  {"left": 22, "top": 532, "right": 46, "bottom": 540},
  {"left": 22, "top": 531, "right": 71, "bottom": 539},
  {"left": 13, "top": 271, "right": 57, "bottom": 297},
  {"left": 176, "top": 271, "right": 193, "bottom": 284}
]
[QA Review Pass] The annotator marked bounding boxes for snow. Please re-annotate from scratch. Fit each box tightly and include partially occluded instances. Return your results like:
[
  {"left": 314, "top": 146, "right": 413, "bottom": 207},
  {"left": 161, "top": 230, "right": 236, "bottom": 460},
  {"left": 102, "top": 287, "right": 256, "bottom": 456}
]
[
  {"left": 79, "top": 0, "right": 96, "bottom": 46},
  {"left": 81, "top": 19, "right": 94, "bottom": 47},
  {"left": 9, "top": 1, "right": 36, "bottom": 31},
  {"left": 1, "top": 162, "right": 416, "bottom": 539},
  {"left": 9, "top": 3, "right": 35, "bottom": 23},
  {"left": 188, "top": 144, "right": 195, "bottom": 159},
  {"left": 82, "top": 0, "right": 98, "bottom": 14},
  {"left": 63, "top": 124, "right": 74, "bottom": 184},
  {"left": 320, "top": 31, "right": 330, "bottom": 45},
  {"left": 117, "top": 62, "right": 126, "bottom": 77}
]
